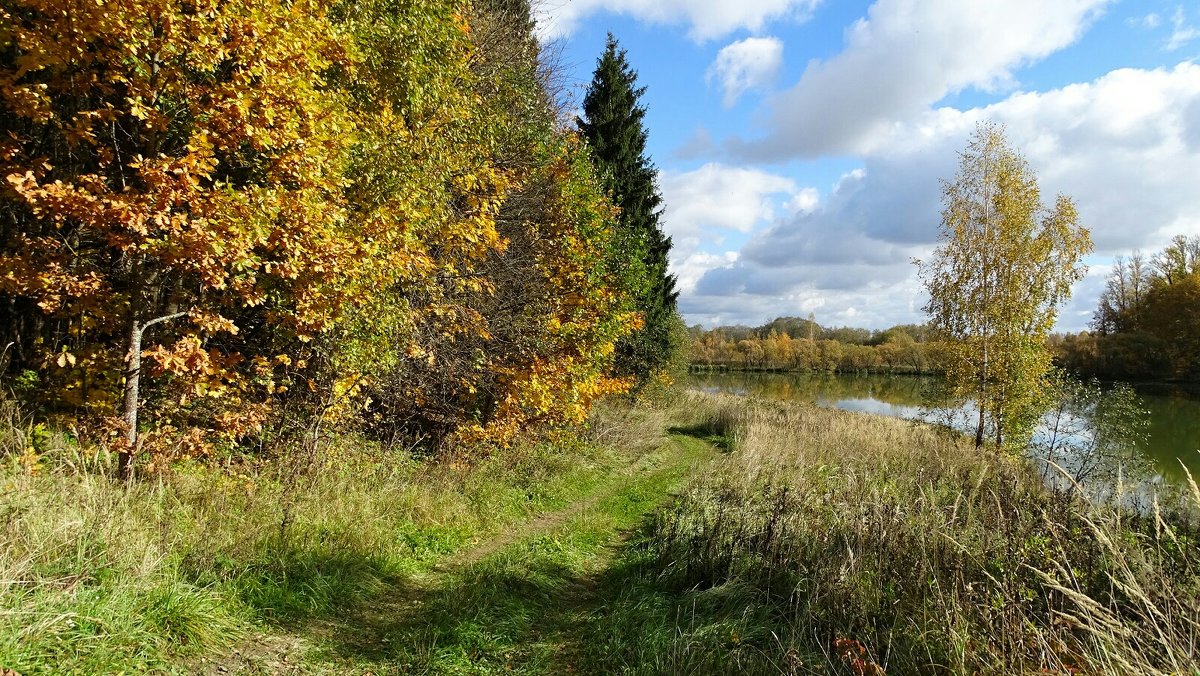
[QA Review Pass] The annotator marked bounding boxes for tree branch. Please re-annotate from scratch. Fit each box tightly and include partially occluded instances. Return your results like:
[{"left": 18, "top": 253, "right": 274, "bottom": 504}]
[{"left": 140, "top": 311, "right": 188, "bottom": 332}]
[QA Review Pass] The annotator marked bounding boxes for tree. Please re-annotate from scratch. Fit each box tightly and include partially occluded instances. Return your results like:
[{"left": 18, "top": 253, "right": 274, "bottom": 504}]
[
  {"left": 1138, "top": 273, "right": 1200, "bottom": 379},
  {"left": 577, "top": 34, "right": 680, "bottom": 391},
  {"left": 1093, "top": 251, "right": 1151, "bottom": 334},
  {"left": 1074, "top": 235, "right": 1200, "bottom": 381},
  {"left": 919, "top": 122, "right": 1092, "bottom": 449},
  {"left": 352, "top": 0, "right": 638, "bottom": 447},
  {"left": 0, "top": 0, "right": 356, "bottom": 474},
  {"left": 1152, "top": 234, "right": 1200, "bottom": 285}
]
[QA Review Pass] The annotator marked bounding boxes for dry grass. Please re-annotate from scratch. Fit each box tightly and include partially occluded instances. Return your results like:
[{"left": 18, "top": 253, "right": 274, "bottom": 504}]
[{"left": 604, "top": 392, "right": 1200, "bottom": 674}]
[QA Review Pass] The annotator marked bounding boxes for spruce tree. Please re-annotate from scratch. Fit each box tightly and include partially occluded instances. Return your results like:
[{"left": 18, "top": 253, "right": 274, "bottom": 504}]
[{"left": 578, "top": 34, "right": 681, "bottom": 388}]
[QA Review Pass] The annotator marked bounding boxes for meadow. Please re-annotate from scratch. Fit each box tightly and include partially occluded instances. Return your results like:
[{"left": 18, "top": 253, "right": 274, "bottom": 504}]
[{"left": 2, "top": 392, "right": 1198, "bottom": 674}]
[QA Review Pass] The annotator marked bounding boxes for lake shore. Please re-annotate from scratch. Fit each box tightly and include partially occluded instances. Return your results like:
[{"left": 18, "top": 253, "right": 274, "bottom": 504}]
[
  {"left": 605, "top": 392, "right": 1200, "bottom": 674},
  {"left": 692, "top": 369, "right": 1200, "bottom": 487},
  {"left": 3, "top": 393, "right": 1198, "bottom": 674}
]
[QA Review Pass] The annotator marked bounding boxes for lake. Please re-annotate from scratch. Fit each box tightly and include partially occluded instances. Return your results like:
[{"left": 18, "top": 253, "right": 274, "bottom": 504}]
[{"left": 689, "top": 371, "right": 1200, "bottom": 489}]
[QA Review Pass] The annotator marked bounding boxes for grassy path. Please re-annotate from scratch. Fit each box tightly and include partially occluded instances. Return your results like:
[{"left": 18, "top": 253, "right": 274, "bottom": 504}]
[{"left": 197, "top": 434, "right": 717, "bottom": 675}]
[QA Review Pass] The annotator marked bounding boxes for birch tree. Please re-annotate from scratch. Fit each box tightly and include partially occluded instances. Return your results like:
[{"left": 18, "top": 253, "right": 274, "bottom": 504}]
[{"left": 919, "top": 123, "right": 1092, "bottom": 449}]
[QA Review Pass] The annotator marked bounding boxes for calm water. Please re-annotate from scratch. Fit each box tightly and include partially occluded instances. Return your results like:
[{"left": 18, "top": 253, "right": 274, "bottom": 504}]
[{"left": 689, "top": 371, "right": 1200, "bottom": 485}]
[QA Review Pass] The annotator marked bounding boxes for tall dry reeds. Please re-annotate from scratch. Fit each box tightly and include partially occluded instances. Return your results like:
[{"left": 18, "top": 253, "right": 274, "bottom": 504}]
[{"left": 643, "top": 392, "right": 1200, "bottom": 674}]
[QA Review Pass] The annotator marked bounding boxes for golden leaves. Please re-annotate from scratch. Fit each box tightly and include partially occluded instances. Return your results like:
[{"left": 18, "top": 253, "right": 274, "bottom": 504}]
[
  {"left": 0, "top": 0, "right": 360, "bottom": 457},
  {"left": 1, "top": 0, "right": 639, "bottom": 461},
  {"left": 920, "top": 123, "right": 1092, "bottom": 449}
]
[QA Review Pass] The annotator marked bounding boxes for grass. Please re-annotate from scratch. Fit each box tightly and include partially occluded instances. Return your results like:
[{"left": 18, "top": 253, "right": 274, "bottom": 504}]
[
  {"left": 0, "top": 397, "right": 680, "bottom": 674},
  {"left": 308, "top": 434, "right": 716, "bottom": 674},
  {"left": 578, "top": 393, "right": 1200, "bottom": 675},
  {"left": 4, "top": 392, "right": 1200, "bottom": 674}
]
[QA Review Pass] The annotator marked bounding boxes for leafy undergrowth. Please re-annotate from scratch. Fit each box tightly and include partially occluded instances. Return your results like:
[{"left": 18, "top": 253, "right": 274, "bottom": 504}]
[
  {"left": 0, "top": 399, "right": 675, "bottom": 674},
  {"left": 579, "top": 393, "right": 1200, "bottom": 675}
]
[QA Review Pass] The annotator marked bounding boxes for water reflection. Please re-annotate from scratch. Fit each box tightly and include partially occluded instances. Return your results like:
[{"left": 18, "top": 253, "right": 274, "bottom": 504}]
[{"left": 689, "top": 371, "right": 1200, "bottom": 488}]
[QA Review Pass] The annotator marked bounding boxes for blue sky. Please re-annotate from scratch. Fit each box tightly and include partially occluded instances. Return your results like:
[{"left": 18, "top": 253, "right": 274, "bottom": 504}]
[{"left": 534, "top": 0, "right": 1200, "bottom": 331}]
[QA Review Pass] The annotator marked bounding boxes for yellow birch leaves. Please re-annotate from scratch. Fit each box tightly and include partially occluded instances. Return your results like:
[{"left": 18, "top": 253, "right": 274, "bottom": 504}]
[{"left": 919, "top": 123, "right": 1092, "bottom": 449}]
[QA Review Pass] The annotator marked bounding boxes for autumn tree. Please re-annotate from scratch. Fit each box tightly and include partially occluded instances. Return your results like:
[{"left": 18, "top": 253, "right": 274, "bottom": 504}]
[
  {"left": 1138, "top": 276, "right": 1200, "bottom": 379},
  {"left": 0, "top": 0, "right": 357, "bottom": 473},
  {"left": 351, "top": 0, "right": 637, "bottom": 446},
  {"left": 1136, "top": 235, "right": 1200, "bottom": 378},
  {"left": 919, "top": 122, "right": 1092, "bottom": 449},
  {"left": 1093, "top": 251, "right": 1151, "bottom": 334},
  {"left": 577, "top": 34, "right": 681, "bottom": 391},
  {"left": 0, "top": 0, "right": 646, "bottom": 469},
  {"left": 1152, "top": 234, "right": 1200, "bottom": 284},
  {"left": 1068, "top": 235, "right": 1200, "bottom": 380}
]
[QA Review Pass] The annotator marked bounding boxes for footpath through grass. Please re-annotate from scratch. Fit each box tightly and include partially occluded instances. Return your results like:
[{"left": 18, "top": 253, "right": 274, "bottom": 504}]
[
  {"left": 5, "top": 393, "right": 1200, "bottom": 674},
  {"left": 295, "top": 433, "right": 716, "bottom": 674},
  {"left": 0, "top": 398, "right": 719, "bottom": 674}
]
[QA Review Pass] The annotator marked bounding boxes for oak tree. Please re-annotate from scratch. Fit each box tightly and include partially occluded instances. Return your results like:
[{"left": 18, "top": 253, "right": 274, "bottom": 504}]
[{"left": 0, "top": 0, "right": 356, "bottom": 473}]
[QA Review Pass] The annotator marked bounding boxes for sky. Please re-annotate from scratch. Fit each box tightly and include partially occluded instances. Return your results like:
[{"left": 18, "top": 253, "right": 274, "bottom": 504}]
[{"left": 533, "top": 0, "right": 1200, "bottom": 332}]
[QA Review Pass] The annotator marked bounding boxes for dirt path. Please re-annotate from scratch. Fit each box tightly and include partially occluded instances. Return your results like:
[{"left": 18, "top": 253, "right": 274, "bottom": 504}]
[{"left": 191, "top": 434, "right": 718, "bottom": 675}]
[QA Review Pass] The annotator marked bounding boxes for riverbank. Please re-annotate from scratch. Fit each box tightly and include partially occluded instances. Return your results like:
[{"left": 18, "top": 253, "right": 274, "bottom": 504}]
[
  {"left": 597, "top": 393, "right": 1200, "bottom": 674},
  {"left": 689, "top": 363, "right": 940, "bottom": 376},
  {"left": 3, "top": 394, "right": 1198, "bottom": 673}
]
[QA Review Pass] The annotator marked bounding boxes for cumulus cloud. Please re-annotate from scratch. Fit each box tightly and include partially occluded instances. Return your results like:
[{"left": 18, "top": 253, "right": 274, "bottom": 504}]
[
  {"left": 535, "top": 0, "right": 821, "bottom": 42},
  {"left": 729, "top": 0, "right": 1111, "bottom": 159},
  {"left": 707, "top": 37, "right": 784, "bottom": 107},
  {"left": 685, "top": 62, "right": 1200, "bottom": 330},
  {"left": 674, "top": 251, "right": 740, "bottom": 296},
  {"left": 681, "top": 272, "right": 926, "bottom": 329},
  {"left": 658, "top": 162, "right": 803, "bottom": 248},
  {"left": 935, "top": 62, "right": 1200, "bottom": 254},
  {"left": 657, "top": 163, "right": 819, "bottom": 294},
  {"left": 786, "top": 187, "right": 819, "bottom": 214}
]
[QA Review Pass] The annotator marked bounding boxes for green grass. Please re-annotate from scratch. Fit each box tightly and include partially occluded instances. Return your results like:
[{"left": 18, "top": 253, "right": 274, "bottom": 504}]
[
  {"left": 5, "top": 392, "right": 1200, "bottom": 675},
  {"left": 0, "top": 399, "right": 681, "bottom": 674},
  {"left": 297, "top": 434, "right": 716, "bottom": 674}
]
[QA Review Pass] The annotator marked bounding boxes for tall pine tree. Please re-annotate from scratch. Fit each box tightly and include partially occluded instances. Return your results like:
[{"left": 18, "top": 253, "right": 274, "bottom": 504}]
[{"left": 578, "top": 34, "right": 681, "bottom": 389}]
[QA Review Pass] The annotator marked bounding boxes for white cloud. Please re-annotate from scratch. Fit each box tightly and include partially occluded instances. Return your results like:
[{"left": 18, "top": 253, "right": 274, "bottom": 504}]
[
  {"left": 1167, "top": 6, "right": 1199, "bottom": 51},
  {"left": 786, "top": 187, "right": 820, "bottom": 214},
  {"left": 730, "top": 0, "right": 1111, "bottom": 159},
  {"left": 707, "top": 37, "right": 785, "bottom": 107},
  {"left": 675, "top": 251, "right": 739, "bottom": 294},
  {"left": 1134, "top": 13, "right": 1162, "bottom": 29},
  {"left": 685, "top": 63, "right": 1200, "bottom": 331},
  {"left": 682, "top": 275, "right": 926, "bottom": 329},
  {"left": 534, "top": 0, "right": 821, "bottom": 42},
  {"left": 930, "top": 63, "right": 1200, "bottom": 254},
  {"left": 659, "top": 162, "right": 801, "bottom": 243},
  {"left": 658, "top": 163, "right": 818, "bottom": 295}
]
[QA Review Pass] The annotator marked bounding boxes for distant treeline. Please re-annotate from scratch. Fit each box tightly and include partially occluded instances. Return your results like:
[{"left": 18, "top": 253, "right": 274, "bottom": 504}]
[
  {"left": 1052, "top": 235, "right": 1200, "bottom": 382},
  {"left": 688, "top": 317, "right": 947, "bottom": 374}
]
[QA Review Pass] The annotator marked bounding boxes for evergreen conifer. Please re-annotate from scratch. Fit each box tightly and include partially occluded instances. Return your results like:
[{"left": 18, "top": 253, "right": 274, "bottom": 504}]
[{"left": 578, "top": 34, "right": 681, "bottom": 388}]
